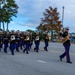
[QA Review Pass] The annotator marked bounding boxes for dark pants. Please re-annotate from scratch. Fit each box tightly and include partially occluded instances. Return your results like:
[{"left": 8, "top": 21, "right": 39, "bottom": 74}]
[
  {"left": 0, "top": 44, "right": 2, "bottom": 51},
  {"left": 29, "top": 42, "right": 33, "bottom": 49},
  {"left": 16, "top": 43, "right": 19, "bottom": 52},
  {"left": 35, "top": 42, "right": 39, "bottom": 52},
  {"left": 23, "top": 43, "right": 29, "bottom": 54},
  {"left": 4, "top": 43, "right": 8, "bottom": 53},
  {"left": 20, "top": 42, "right": 24, "bottom": 49},
  {"left": 60, "top": 46, "right": 70, "bottom": 62},
  {"left": 44, "top": 41, "right": 48, "bottom": 51},
  {"left": 10, "top": 43, "right": 15, "bottom": 55}
]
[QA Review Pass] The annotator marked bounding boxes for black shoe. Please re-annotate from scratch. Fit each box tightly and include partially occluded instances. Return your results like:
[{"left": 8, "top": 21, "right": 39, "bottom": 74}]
[
  {"left": 34, "top": 48, "right": 36, "bottom": 51},
  {"left": 17, "top": 50, "right": 19, "bottom": 52},
  {"left": 36, "top": 50, "right": 39, "bottom": 52},
  {"left": 44, "top": 47, "right": 48, "bottom": 51},
  {"left": 23, "top": 49, "right": 25, "bottom": 53},
  {"left": 45, "top": 49, "right": 48, "bottom": 51},
  {"left": 67, "top": 61, "right": 72, "bottom": 64},
  {"left": 44, "top": 47, "right": 46, "bottom": 50},
  {"left": 26, "top": 52, "right": 29, "bottom": 54},
  {"left": 16, "top": 48, "right": 19, "bottom": 52},
  {"left": 4, "top": 51, "right": 7, "bottom": 53},
  {"left": 59, "top": 56, "right": 62, "bottom": 61},
  {"left": 21, "top": 48, "right": 22, "bottom": 50},
  {"left": 12, "top": 54, "right": 14, "bottom": 55},
  {"left": 0, "top": 48, "right": 1, "bottom": 51}
]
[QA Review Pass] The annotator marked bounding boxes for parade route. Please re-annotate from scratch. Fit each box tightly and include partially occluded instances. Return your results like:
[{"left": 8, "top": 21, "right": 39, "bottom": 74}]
[{"left": 0, "top": 42, "right": 75, "bottom": 75}]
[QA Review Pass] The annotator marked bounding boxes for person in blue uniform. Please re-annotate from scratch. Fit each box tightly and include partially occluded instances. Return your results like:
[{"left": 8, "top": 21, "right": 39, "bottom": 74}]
[
  {"left": 59, "top": 27, "right": 72, "bottom": 63},
  {"left": 10, "top": 30, "right": 16, "bottom": 55},
  {"left": 20, "top": 32, "right": 24, "bottom": 50},
  {"left": 0, "top": 31, "right": 3, "bottom": 51},
  {"left": 29, "top": 33, "right": 33, "bottom": 50},
  {"left": 23, "top": 31, "right": 30, "bottom": 54},
  {"left": 43, "top": 31, "right": 49, "bottom": 51},
  {"left": 34, "top": 32, "right": 40, "bottom": 52},
  {"left": 15, "top": 32, "right": 20, "bottom": 52},
  {"left": 3, "top": 32, "right": 9, "bottom": 53}
]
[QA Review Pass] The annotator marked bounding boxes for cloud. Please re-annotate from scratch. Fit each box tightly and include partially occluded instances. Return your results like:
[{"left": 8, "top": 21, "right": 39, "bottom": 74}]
[{"left": 14, "top": 0, "right": 75, "bottom": 32}]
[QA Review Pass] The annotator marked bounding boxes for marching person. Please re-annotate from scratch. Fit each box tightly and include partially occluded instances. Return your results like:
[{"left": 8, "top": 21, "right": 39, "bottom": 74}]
[
  {"left": 43, "top": 31, "right": 49, "bottom": 51},
  {"left": 15, "top": 31, "right": 20, "bottom": 52},
  {"left": 3, "top": 32, "right": 9, "bottom": 53},
  {"left": 20, "top": 32, "right": 24, "bottom": 50},
  {"left": 29, "top": 32, "right": 33, "bottom": 49},
  {"left": 59, "top": 27, "right": 72, "bottom": 63},
  {"left": 23, "top": 31, "right": 30, "bottom": 54},
  {"left": 10, "top": 30, "right": 16, "bottom": 55},
  {"left": 34, "top": 32, "right": 40, "bottom": 52},
  {"left": 0, "top": 31, "right": 3, "bottom": 51}
]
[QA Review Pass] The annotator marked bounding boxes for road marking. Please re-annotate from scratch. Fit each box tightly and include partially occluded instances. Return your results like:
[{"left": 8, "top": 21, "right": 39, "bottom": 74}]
[{"left": 37, "top": 60, "right": 47, "bottom": 63}]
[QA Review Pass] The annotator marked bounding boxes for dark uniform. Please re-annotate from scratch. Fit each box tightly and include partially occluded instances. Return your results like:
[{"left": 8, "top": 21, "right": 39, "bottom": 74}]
[
  {"left": 10, "top": 32, "right": 16, "bottom": 55},
  {"left": 43, "top": 32, "right": 49, "bottom": 51},
  {"left": 0, "top": 34, "right": 3, "bottom": 51},
  {"left": 3, "top": 33, "right": 9, "bottom": 53},
  {"left": 15, "top": 34, "right": 20, "bottom": 52},
  {"left": 34, "top": 32, "right": 40, "bottom": 52},
  {"left": 23, "top": 32, "right": 30, "bottom": 54},
  {"left": 59, "top": 28, "right": 72, "bottom": 63},
  {"left": 20, "top": 33, "right": 24, "bottom": 50},
  {"left": 29, "top": 33, "right": 33, "bottom": 49}
]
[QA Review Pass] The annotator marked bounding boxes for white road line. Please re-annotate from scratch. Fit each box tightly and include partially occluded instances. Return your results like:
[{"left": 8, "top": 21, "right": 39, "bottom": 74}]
[{"left": 37, "top": 60, "right": 47, "bottom": 63}]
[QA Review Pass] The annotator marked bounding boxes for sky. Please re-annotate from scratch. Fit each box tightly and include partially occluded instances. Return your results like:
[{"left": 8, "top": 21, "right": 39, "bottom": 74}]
[{"left": 4, "top": 0, "right": 75, "bottom": 33}]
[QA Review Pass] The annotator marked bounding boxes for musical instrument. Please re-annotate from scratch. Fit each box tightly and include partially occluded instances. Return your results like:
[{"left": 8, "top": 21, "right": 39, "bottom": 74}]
[
  {"left": 46, "top": 34, "right": 50, "bottom": 39},
  {"left": 62, "top": 33, "right": 70, "bottom": 43},
  {"left": 35, "top": 36, "right": 39, "bottom": 40},
  {"left": 11, "top": 35, "right": 15, "bottom": 41},
  {"left": 26, "top": 36, "right": 29, "bottom": 40}
]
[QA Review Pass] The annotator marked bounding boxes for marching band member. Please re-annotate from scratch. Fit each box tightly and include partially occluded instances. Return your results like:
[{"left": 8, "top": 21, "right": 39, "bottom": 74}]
[
  {"left": 43, "top": 31, "right": 49, "bottom": 51},
  {"left": 29, "top": 32, "right": 33, "bottom": 49},
  {"left": 20, "top": 32, "right": 24, "bottom": 50},
  {"left": 3, "top": 32, "right": 9, "bottom": 53},
  {"left": 59, "top": 27, "right": 72, "bottom": 63},
  {"left": 10, "top": 30, "right": 16, "bottom": 55},
  {"left": 23, "top": 31, "right": 30, "bottom": 54},
  {"left": 0, "top": 31, "right": 3, "bottom": 51},
  {"left": 15, "top": 31, "right": 20, "bottom": 52},
  {"left": 34, "top": 32, "right": 40, "bottom": 52}
]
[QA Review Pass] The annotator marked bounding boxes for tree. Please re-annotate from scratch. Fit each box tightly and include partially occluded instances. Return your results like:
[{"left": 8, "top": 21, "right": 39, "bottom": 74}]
[
  {"left": 37, "top": 6, "right": 62, "bottom": 41},
  {"left": 0, "top": 0, "right": 18, "bottom": 31}
]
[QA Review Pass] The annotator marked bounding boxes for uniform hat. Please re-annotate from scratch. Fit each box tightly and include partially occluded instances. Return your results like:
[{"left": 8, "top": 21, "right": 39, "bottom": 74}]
[{"left": 65, "top": 27, "right": 69, "bottom": 30}]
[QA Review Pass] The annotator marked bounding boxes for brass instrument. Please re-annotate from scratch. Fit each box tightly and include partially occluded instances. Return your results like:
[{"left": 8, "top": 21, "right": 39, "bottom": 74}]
[
  {"left": 26, "top": 36, "right": 29, "bottom": 40},
  {"left": 35, "top": 36, "right": 39, "bottom": 40},
  {"left": 11, "top": 35, "right": 15, "bottom": 41},
  {"left": 62, "top": 33, "right": 70, "bottom": 43},
  {"left": 46, "top": 34, "right": 50, "bottom": 40}
]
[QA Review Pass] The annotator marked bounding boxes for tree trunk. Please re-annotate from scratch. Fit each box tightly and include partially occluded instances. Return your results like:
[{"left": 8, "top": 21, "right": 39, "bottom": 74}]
[
  {"left": 2, "top": 22, "right": 5, "bottom": 31},
  {"left": 51, "top": 30, "right": 53, "bottom": 41},
  {"left": 0, "top": 21, "right": 1, "bottom": 29},
  {"left": 7, "top": 22, "right": 9, "bottom": 31}
]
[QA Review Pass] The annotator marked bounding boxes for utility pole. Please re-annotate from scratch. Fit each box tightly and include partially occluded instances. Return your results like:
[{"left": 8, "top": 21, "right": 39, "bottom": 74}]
[{"left": 62, "top": 6, "right": 64, "bottom": 27}]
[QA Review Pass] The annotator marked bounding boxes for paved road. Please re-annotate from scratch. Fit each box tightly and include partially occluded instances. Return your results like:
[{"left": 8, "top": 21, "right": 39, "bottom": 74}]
[{"left": 0, "top": 42, "right": 75, "bottom": 75}]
